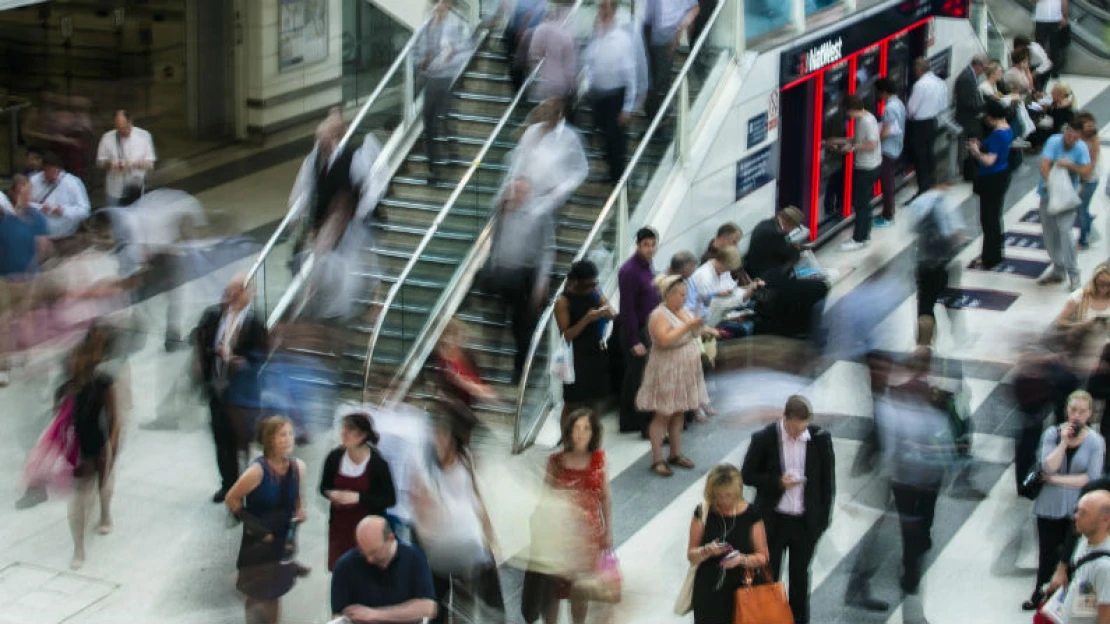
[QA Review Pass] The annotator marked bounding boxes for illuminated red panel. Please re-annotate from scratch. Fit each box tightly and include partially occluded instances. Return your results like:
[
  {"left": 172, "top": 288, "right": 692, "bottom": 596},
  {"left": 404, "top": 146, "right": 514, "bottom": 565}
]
[
  {"left": 844, "top": 55, "right": 857, "bottom": 219},
  {"left": 810, "top": 72, "right": 823, "bottom": 241}
]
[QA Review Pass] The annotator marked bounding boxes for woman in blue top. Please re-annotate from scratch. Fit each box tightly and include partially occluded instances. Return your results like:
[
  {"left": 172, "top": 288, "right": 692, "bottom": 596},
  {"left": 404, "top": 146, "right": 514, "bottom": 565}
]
[
  {"left": 225, "top": 416, "right": 308, "bottom": 624},
  {"left": 968, "top": 99, "right": 1015, "bottom": 270}
]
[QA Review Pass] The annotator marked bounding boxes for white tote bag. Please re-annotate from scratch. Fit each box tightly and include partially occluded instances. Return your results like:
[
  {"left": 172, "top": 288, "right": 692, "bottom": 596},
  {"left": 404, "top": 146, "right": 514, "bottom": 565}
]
[
  {"left": 1047, "top": 167, "right": 1082, "bottom": 215},
  {"left": 551, "top": 339, "right": 575, "bottom": 384},
  {"left": 674, "top": 504, "right": 708, "bottom": 615}
]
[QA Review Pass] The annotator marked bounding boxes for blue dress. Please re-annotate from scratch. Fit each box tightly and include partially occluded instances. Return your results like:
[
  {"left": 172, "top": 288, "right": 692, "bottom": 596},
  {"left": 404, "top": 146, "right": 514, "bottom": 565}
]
[{"left": 236, "top": 457, "right": 300, "bottom": 600}]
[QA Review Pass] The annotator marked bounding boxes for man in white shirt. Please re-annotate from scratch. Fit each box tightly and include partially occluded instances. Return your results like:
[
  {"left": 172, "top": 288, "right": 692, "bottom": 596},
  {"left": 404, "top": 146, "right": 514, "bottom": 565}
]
[
  {"left": 905, "top": 57, "right": 949, "bottom": 197},
  {"left": 642, "top": 0, "right": 699, "bottom": 123},
  {"left": 1034, "top": 0, "right": 1068, "bottom": 81},
  {"left": 509, "top": 98, "right": 589, "bottom": 216},
  {"left": 96, "top": 110, "right": 156, "bottom": 206},
  {"left": 585, "top": 0, "right": 640, "bottom": 185},
  {"left": 687, "top": 245, "right": 750, "bottom": 321},
  {"left": 29, "top": 152, "right": 90, "bottom": 238},
  {"left": 417, "top": 0, "right": 471, "bottom": 185},
  {"left": 840, "top": 95, "right": 882, "bottom": 251}
]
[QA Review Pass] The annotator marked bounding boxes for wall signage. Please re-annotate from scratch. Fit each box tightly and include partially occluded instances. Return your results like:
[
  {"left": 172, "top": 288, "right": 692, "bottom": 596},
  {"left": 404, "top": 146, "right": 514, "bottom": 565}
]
[{"left": 801, "top": 38, "right": 843, "bottom": 74}]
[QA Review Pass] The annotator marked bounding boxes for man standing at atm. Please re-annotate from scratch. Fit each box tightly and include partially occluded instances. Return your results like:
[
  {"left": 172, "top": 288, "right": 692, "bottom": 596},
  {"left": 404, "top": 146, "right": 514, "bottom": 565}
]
[
  {"left": 839, "top": 96, "right": 883, "bottom": 252},
  {"left": 905, "top": 57, "right": 949, "bottom": 199}
]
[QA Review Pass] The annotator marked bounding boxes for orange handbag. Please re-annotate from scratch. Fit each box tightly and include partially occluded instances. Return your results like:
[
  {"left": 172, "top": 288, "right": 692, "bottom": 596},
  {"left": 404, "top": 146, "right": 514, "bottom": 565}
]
[{"left": 734, "top": 566, "right": 794, "bottom": 624}]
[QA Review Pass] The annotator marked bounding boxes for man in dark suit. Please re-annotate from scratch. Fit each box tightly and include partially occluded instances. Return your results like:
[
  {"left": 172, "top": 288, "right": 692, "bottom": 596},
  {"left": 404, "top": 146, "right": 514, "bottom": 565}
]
[
  {"left": 741, "top": 396, "right": 835, "bottom": 624},
  {"left": 954, "top": 55, "right": 988, "bottom": 181},
  {"left": 195, "top": 275, "right": 268, "bottom": 502}
]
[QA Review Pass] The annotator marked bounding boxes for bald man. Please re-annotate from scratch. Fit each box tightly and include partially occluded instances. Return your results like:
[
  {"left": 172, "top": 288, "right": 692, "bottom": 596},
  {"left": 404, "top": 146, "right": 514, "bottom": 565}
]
[
  {"left": 1042, "top": 490, "right": 1110, "bottom": 624},
  {"left": 194, "top": 275, "right": 268, "bottom": 503},
  {"left": 331, "top": 516, "right": 437, "bottom": 624}
]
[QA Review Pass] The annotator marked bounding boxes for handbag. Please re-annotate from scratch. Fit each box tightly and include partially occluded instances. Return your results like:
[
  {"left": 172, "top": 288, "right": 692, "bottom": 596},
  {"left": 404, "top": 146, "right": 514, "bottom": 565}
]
[
  {"left": 734, "top": 566, "right": 793, "bottom": 624},
  {"left": 22, "top": 395, "right": 79, "bottom": 492},
  {"left": 571, "top": 549, "right": 622, "bottom": 603},
  {"left": 674, "top": 503, "right": 708, "bottom": 615},
  {"left": 1019, "top": 461, "right": 1045, "bottom": 500},
  {"left": 1048, "top": 166, "right": 1082, "bottom": 215},
  {"left": 552, "top": 339, "right": 575, "bottom": 384}
]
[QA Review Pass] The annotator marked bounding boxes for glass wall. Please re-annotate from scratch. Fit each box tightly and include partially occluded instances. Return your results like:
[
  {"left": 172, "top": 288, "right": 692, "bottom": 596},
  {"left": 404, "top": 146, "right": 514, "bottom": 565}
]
[
  {"left": 746, "top": 0, "right": 793, "bottom": 40},
  {"left": 341, "top": 0, "right": 412, "bottom": 105},
  {"left": 806, "top": 0, "right": 841, "bottom": 15}
]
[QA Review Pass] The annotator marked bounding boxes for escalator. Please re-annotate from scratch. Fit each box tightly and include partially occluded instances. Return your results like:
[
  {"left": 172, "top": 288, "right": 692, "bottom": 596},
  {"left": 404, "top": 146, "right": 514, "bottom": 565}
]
[{"left": 993, "top": 0, "right": 1110, "bottom": 75}]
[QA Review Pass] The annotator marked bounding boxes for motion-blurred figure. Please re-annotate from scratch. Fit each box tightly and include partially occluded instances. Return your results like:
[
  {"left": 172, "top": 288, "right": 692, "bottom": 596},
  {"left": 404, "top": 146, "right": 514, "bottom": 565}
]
[
  {"left": 527, "top": 2, "right": 578, "bottom": 112},
  {"left": 29, "top": 152, "right": 90, "bottom": 238},
  {"left": 0, "top": 175, "right": 52, "bottom": 388},
  {"left": 418, "top": 0, "right": 471, "bottom": 185},
  {"left": 96, "top": 109, "right": 156, "bottom": 206},
  {"left": 640, "top": 0, "right": 698, "bottom": 126},
  {"left": 510, "top": 97, "right": 589, "bottom": 215},
  {"left": 584, "top": 0, "right": 640, "bottom": 185},
  {"left": 908, "top": 182, "right": 965, "bottom": 346}
]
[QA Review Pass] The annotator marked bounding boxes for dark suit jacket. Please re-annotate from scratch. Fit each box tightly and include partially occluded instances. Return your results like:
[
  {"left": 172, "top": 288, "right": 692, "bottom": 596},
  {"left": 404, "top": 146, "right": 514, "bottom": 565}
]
[
  {"left": 954, "top": 66, "right": 984, "bottom": 138},
  {"left": 193, "top": 303, "right": 268, "bottom": 398},
  {"left": 743, "top": 217, "right": 799, "bottom": 284},
  {"left": 741, "top": 421, "right": 836, "bottom": 538}
]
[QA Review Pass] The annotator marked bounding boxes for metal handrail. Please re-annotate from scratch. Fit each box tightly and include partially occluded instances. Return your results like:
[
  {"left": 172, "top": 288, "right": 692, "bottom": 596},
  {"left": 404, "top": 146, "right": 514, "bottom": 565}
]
[
  {"left": 512, "top": 0, "right": 732, "bottom": 451},
  {"left": 243, "top": 3, "right": 477, "bottom": 289},
  {"left": 253, "top": 5, "right": 486, "bottom": 329},
  {"left": 360, "top": 0, "right": 587, "bottom": 402}
]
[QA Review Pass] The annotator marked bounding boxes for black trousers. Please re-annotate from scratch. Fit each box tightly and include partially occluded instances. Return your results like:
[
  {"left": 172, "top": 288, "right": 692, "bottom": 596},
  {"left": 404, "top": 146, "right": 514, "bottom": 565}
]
[
  {"left": 891, "top": 482, "right": 939, "bottom": 594},
  {"left": 906, "top": 119, "right": 937, "bottom": 194},
  {"left": 209, "top": 395, "right": 240, "bottom": 491},
  {"left": 619, "top": 329, "right": 652, "bottom": 433},
  {"left": 1036, "top": 516, "right": 1072, "bottom": 593},
  {"left": 851, "top": 166, "right": 880, "bottom": 242},
  {"left": 488, "top": 267, "right": 539, "bottom": 383},
  {"left": 976, "top": 171, "right": 1010, "bottom": 268},
  {"left": 590, "top": 87, "right": 628, "bottom": 185},
  {"left": 647, "top": 43, "right": 675, "bottom": 124},
  {"left": 915, "top": 263, "right": 949, "bottom": 319},
  {"left": 880, "top": 154, "right": 899, "bottom": 220},
  {"left": 424, "top": 76, "right": 454, "bottom": 179},
  {"left": 768, "top": 513, "right": 817, "bottom": 624},
  {"left": 1034, "top": 20, "right": 1066, "bottom": 78},
  {"left": 430, "top": 564, "right": 506, "bottom": 624}
]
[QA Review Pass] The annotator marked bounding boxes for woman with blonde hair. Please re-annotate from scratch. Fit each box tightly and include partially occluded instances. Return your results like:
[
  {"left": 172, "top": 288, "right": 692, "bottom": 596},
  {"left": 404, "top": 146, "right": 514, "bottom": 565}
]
[
  {"left": 1055, "top": 263, "right": 1110, "bottom": 330},
  {"left": 1030, "top": 81, "right": 1076, "bottom": 148},
  {"left": 637, "top": 274, "right": 715, "bottom": 477},
  {"left": 687, "top": 464, "right": 769, "bottom": 624},
  {"left": 226, "top": 416, "right": 307, "bottom": 624}
]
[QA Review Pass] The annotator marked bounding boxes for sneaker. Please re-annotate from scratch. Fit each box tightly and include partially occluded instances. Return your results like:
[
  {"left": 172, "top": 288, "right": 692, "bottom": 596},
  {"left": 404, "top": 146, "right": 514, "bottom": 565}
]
[
  {"left": 0, "top": 371, "right": 9, "bottom": 388},
  {"left": 1069, "top": 275, "right": 1082, "bottom": 290},
  {"left": 1037, "top": 272, "right": 1065, "bottom": 285},
  {"left": 873, "top": 217, "right": 894, "bottom": 228},
  {"left": 839, "top": 239, "right": 869, "bottom": 252}
]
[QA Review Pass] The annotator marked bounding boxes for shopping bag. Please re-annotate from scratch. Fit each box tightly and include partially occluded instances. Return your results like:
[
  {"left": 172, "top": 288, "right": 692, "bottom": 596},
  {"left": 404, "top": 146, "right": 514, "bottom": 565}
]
[
  {"left": 734, "top": 567, "right": 794, "bottom": 624},
  {"left": 1047, "top": 167, "right": 1082, "bottom": 215},
  {"left": 1015, "top": 105, "right": 1036, "bottom": 139},
  {"left": 551, "top": 339, "right": 575, "bottom": 384},
  {"left": 572, "top": 549, "right": 622, "bottom": 603},
  {"left": 22, "top": 396, "right": 78, "bottom": 492},
  {"left": 675, "top": 504, "right": 707, "bottom": 615},
  {"left": 1035, "top": 585, "right": 1066, "bottom": 624}
]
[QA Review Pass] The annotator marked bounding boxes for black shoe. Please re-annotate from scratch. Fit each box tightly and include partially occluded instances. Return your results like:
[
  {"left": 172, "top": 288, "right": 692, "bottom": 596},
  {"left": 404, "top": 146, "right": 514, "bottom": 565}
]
[
  {"left": 212, "top": 488, "right": 228, "bottom": 503},
  {"left": 15, "top": 487, "right": 47, "bottom": 510},
  {"left": 846, "top": 591, "right": 890, "bottom": 612},
  {"left": 1022, "top": 588, "right": 1045, "bottom": 611}
]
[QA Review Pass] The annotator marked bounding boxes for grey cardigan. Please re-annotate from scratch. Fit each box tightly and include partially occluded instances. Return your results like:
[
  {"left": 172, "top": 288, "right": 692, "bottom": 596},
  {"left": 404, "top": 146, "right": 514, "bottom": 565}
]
[{"left": 1034, "top": 426, "right": 1106, "bottom": 519}]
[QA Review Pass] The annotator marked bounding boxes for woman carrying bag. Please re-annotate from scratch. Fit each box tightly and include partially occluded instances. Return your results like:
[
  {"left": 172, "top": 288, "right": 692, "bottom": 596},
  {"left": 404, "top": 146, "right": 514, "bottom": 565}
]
[
  {"left": 555, "top": 261, "right": 614, "bottom": 430},
  {"left": 683, "top": 464, "right": 769, "bottom": 624}
]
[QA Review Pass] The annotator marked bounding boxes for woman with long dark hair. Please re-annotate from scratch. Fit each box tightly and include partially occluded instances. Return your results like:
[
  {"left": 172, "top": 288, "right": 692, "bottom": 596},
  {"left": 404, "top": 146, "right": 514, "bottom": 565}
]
[
  {"left": 66, "top": 324, "right": 123, "bottom": 570},
  {"left": 319, "top": 411, "right": 397, "bottom": 571}
]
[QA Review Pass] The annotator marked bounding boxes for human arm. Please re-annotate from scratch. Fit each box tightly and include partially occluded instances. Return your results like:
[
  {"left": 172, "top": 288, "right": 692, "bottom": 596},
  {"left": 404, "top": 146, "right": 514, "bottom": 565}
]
[
  {"left": 906, "top": 84, "right": 923, "bottom": 119},
  {"left": 686, "top": 507, "right": 730, "bottom": 564},
  {"left": 344, "top": 600, "right": 438, "bottom": 624},
  {"left": 105, "top": 379, "right": 123, "bottom": 457},
  {"left": 1057, "top": 143, "right": 1094, "bottom": 178},
  {"left": 294, "top": 458, "right": 308, "bottom": 523},
  {"left": 319, "top": 448, "right": 341, "bottom": 499},
  {"left": 224, "top": 462, "right": 264, "bottom": 515},
  {"left": 741, "top": 430, "right": 784, "bottom": 496},
  {"left": 620, "top": 37, "right": 638, "bottom": 117},
  {"left": 360, "top": 453, "right": 398, "bottom": 512},
  {"left": 1055, "top": 295, "right": 1093, "bottom": 330},
  {"left": 648, "top": 308, "right": 702, "bottom": 348},
  {"left": 1061, "top": 0, "right": 1069, "bottom": 27},
  {"left": 675, "top": 4, "right": 700, "bottom": 44},
  {"left": 556, "top": 296, "right": 608, "bottom": 342},
  {"left": 722, "top": 519, "right": 770, "bottom": 569},
  {"left": 821, "top": 432, "right": 836, "bottom": 529},
  {"left": 600, "top": 454, "right": 613, "bottom": 549},
  {"left": 617, "top": 269, "right": 646, "bottom": 353}
]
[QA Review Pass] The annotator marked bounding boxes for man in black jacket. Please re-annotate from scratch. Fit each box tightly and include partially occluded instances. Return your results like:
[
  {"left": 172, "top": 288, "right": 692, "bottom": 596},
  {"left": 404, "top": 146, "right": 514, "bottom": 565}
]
[
  {"left": 744, "top": 207, "right": 802, "bottom": 283},
  {"left": 744, "top": 207, "right": 828, "bottom": 339},
  {"left": 195, "top": 275, "right": 268, "bottom": 502},
  {"left": 741, "top": 395, "right": 835, "bottom": 624},
  {"left": 954, "top": 55, "right": 988, "bottom": 181}
]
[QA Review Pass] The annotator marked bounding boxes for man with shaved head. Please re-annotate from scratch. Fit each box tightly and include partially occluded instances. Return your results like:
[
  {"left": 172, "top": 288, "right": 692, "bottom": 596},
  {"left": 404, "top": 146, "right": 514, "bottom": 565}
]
[
  {"left": 1042, "top": 490, "right": 1110, "bottom": 624},
  {"left": 331, "top": 516, "right": 437, "bottom": 624}
]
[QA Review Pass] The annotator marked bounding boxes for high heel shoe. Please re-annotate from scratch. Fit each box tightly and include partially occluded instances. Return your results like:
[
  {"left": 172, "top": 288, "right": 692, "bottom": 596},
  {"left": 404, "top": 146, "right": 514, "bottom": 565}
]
[{"left": 1022, "top": 588, "right": 1045, "bottom": 611}]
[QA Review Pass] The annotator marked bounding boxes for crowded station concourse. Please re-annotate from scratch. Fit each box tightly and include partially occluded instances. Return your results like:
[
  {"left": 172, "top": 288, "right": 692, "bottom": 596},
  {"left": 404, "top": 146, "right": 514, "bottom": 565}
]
[{"left": 5, "top": 0, "right": 1110, "bottom": 624}]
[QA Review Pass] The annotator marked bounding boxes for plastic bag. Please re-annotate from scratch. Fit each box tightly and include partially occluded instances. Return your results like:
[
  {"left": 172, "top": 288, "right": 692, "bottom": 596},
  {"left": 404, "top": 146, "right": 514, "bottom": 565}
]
[
  {"left": 572, "top": 550, "right": 622, "bottom": 603},
  {"left": 551, "top": 339, "right": 575, "bottom": 384},
  {"left": 1014, "top": 105, "right": 1035, "bottom": 139},
  {"left": 1047, "top": 166, "right": 1082, "bottom": 215},
  {"left": 22, "top": 396, "right": 78, "bottom": 492}
]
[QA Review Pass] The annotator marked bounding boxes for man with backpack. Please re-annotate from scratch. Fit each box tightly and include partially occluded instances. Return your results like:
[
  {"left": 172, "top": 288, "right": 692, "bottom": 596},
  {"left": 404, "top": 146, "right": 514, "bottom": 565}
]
[
  {"left": 908, "top": 182, "right": 965, "bottom": 346},
  {"left": 1040, "top": 489, "right": 1110, "bottom": 624}
]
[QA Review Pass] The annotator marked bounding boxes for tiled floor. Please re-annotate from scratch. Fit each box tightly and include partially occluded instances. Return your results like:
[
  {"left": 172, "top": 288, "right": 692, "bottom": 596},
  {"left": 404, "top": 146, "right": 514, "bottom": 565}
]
[{"left": 2, "top": 73, "right": 1110, "bottom": 624}]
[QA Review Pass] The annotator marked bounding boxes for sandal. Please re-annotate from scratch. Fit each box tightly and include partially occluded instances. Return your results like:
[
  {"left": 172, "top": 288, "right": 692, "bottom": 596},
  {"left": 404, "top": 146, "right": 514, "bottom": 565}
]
[
  {"left": 650, "top": 461, "right": 674, "bottom": 477},
  {"left": 668, "top": 455, "right": 696, "bottom": 469}
]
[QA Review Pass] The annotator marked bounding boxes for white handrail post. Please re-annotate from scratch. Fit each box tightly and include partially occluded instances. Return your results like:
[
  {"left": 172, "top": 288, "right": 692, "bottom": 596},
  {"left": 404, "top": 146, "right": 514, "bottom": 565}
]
[
  {"left": 975, "top": 1, "right": 989, "bottom": 47},
  {"left": 617, "top": 185, "right": 630, "bottom": 258},
  {"left": 403, "top": 52, "right": 416, "bottom": 125},
  {"left": 791, "top": 0, "right": 806, "bottom": 33},
  {"left": 735, "top": 0, "right": 746, "bottom": 55}
]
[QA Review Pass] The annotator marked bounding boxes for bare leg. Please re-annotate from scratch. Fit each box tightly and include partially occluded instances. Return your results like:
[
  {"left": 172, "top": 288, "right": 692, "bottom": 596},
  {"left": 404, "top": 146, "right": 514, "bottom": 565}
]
[
  {"left": 667, "top": 412, "right": 685, "bottom": 459},
  {"left": 540, "top": 597, "right": 560, "bottom": 624},
  {"left": 570, "top": 597, "right": 589, "bottom": 624},
  {"left": 649, "top": 412, "right": 669, "bottom": 464},
  {"left": 97, "top": 452, "right": 116, "bottom": 533},
  {"left": 69, "top": 475, "right": 96, "bottom": 568}
]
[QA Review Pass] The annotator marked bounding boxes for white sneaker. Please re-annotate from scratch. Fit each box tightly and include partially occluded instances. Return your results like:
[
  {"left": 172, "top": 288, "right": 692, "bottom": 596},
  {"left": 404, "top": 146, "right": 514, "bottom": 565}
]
[
  {"left": 0, "top": 371, "right": 9, "bottom": 388},
  {"left": 1069, "top": 276, "right": 1081, "bottom": 291},
  {"left": 839, "top": 240, "right": 869, "bottom": 252}
]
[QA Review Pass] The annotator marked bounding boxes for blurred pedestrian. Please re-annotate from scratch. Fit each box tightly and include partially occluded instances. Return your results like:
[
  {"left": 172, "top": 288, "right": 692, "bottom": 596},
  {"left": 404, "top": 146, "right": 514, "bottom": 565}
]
[
  {"left": 29, "top": 151, "right": 90, "bottom": 238},
  {"left": 418, "top": 0, "right": 471, "bottom": 185},
  {"left": 584, "top": 0, "right": 639, "bottom": 185},
  {"left": 319, "top": 412, "right": 398, "bottom": 571},
  {"left": 641, "top": 0, "right": 698, "bottom": 125},
  {"left": 95, "top": 110, "right": 155, "bottom": 206},
  {"left": 1037, "top": 123, "right": 1092, "bottom": 291},
  {"left": 497, "top": 0, "right": 548, "bottom": 92},
  {"left": 637, "top": 274, "right": 713, "bottom": 477},
  {"left": 741, "top": 395, "right": 834, "bottom": 624},
  {"left": 431, "top": 318, "right": 501, "bottom": 414},
  {"left": 617, "top": 228, "right": 659, "bottom": 434},
  {"left": 908, "top": 181, "right": 965, "bottom": 342},
  {"left": 968, "top": 99, "right": 1014, "bottom": 270},
  {"left": 538, "top": 408, "right": 613, "bottom": 624},
  {"left": 1075, "top": 111, "right": 1101, "bottom": 250},
  {"left": 65, "top": 325, "right": 124, "bottom": 570},
  {"left": 1026, "top": 390, "right": 1106, "bottom": 610},
  {"left": 511, "top": 97, "right": 589, "bottom": 215},
  {"left": 876, "top": 78, "right": 905, "bottom": 226},
  {"left": 0, "top": 175, "right": 52, "bottom": 388},
  {"left": 555, "top": 261, "right": 614, "bottom": 428},
  {"left": 225, "top": 416, "right": 308, "bottom": 624},
  {"left": 687, "top": 464, "right": 768, "bottom": 624},
  {"left": 528, "top": 2, "right": 578, "bottom": 111}
]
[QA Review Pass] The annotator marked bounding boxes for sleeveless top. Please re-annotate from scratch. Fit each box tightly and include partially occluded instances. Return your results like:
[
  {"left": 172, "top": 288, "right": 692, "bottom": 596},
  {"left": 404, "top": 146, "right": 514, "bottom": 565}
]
[{"left": 562, "top": 291, "right": 606, "bottom": 353}]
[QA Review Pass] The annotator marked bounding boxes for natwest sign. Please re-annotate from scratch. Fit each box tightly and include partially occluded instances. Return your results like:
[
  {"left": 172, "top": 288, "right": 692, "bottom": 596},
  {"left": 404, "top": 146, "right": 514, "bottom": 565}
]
[{"left": 801, "top": 38, "right": 843, "bottom": 74}]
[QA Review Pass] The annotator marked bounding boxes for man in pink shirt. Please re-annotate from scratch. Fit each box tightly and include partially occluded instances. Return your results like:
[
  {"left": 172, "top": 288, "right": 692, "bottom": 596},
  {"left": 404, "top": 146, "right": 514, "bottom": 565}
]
[{"left": 527, "top": 4, "right": 578, "bottom": 118}]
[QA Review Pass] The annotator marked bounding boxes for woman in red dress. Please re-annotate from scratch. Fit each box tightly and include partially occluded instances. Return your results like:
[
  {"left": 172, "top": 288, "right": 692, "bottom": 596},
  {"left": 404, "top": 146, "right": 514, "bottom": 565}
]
[
  {"left": 318, "top": 412, "right": 397, "bottom": 570},
  {"left": 542, "top": 408, "right": 613, "bottom": 624}
]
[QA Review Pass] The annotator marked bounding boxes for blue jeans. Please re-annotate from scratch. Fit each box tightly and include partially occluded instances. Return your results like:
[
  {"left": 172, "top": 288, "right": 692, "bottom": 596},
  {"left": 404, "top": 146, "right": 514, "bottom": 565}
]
[{"left": 1076, "top": 180, "right": 1098, "bottom": 246}]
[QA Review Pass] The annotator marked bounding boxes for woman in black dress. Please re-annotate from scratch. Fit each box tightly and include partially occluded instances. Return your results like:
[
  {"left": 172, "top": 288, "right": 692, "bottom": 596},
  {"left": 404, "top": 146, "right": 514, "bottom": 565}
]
[
  {"left": 688, "top": 464, "right": 769, "bottom": 624},
  {"left": 554, "top": 260, "right": 614, "bottom": 429}
]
